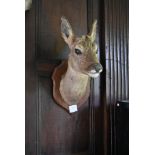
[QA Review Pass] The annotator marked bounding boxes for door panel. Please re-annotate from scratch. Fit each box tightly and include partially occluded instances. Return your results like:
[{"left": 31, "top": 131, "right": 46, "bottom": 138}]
[
  {"left": 26, "top": 0, "right": 103, "bottom": 155},
  {"left": 39, "top": 77, "right": 89, "bottom": 154},
  {"left": 36, "top": 0, "right": 87, "bottom": 60},
  {"left": 36, "top": 1, "right": 90, "bottom": 153}
]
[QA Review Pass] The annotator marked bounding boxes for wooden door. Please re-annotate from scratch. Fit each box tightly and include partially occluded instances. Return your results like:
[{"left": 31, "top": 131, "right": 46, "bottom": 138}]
[{"left": 26, "top": 0, "right": 103, "bottom": 155}]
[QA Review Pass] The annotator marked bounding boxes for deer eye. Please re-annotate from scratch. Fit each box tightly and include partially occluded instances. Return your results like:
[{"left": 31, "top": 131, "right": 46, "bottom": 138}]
[{"left": 75, "top": 49, "right": 82, "bottom": 55}]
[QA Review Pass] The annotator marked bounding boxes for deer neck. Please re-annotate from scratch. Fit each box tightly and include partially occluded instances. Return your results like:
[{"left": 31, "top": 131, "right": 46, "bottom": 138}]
[{"left": 60, "top": 60, "right": 90, "bottom": 104}]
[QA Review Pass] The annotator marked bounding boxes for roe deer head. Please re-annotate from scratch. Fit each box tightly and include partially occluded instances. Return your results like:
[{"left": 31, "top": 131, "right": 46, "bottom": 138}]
[{"left": 52, "top": 17, "right": 103, "bottom": 113}]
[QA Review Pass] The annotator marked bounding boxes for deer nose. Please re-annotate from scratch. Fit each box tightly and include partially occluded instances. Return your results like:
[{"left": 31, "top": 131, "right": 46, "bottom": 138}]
[{"left": 89, "top": 63, "right": 103, "bottom": 73}]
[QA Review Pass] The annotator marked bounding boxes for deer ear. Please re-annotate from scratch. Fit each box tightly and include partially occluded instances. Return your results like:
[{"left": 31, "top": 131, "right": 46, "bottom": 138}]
[
  {"left": 61, "top": 17, "right": 74, "bottom": 45},
  {"left": 89, "top": 20, "right": 97, "bottom": 42}
]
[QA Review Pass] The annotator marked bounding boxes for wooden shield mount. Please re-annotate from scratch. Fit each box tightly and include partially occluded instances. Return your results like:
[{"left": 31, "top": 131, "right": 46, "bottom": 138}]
[{"left": 52, "top": 60, "right": 90, "bottom": 113}]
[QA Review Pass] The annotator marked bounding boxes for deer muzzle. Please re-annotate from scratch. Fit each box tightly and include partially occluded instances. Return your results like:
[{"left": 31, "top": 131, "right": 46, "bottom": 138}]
[{"left": 87, "top": 63, "right": 103, "bottom": 78}]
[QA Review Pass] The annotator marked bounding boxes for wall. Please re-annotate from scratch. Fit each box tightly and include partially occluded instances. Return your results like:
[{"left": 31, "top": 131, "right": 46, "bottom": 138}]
[
  {"left": 100, "top": 0, "right": 129, "bottom": 154},
  {"left": 25, "top": 0, "right": 129, "bottom": 154},
  {"left": 26, "top": 0, "right": 103, "bottom": 155}
]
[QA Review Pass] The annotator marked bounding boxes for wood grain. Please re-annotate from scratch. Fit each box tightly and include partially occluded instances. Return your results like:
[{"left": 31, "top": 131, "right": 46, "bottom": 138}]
[{"left": 100, "top": 0, "right": 129, "bottom": 154}]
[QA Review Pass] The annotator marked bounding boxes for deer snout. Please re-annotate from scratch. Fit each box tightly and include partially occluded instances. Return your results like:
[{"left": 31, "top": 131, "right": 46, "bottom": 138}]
[
  {"left": 87, "top": 63, "right": 103, "bottom": 78},
  {"left": 88, "top": 63, "right": 103, "bottom": 73}
]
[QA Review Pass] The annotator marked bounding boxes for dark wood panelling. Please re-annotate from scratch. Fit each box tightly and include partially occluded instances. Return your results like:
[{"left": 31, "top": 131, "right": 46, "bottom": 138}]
[
  {"left": 36, "top": 0, "right": 87, "bottom": 60},
  {"left": 87, "top": 0, "right": 103, "bottom": 155},
  {"left": 35, "top": 0, "right": 90, "bottom": 154},
  {"left": 25, "top": 2, "right": 38, "bottom": 155},
  {"left": 39, "top": 77, "right": 89, "bottom": 155},
  {"left": 100, "top": 0, "right": 129, "bottom": 155},
  {"left": 103, "top": 0, "right": 129, "bottom": 102},
  {"left": 26, "top": 0, "right": 129, "bottom": 154},
  {"left": 26, "top": 0, "right": 103, "bottom": 155}
]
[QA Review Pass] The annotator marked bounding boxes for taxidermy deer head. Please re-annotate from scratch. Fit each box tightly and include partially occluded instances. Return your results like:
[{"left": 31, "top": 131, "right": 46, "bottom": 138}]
[{"left": 52, "top": 17, "right": 103, "bottom": 113}]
